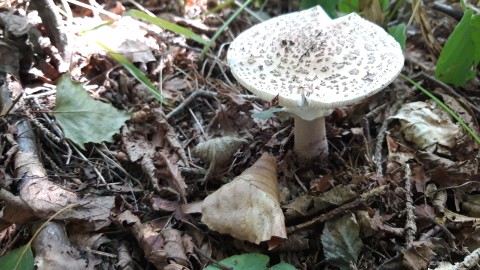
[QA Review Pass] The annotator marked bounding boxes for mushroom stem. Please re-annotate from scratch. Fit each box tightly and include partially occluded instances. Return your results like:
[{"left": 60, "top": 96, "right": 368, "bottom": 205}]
[{"left": 294, "top": 116, "right": 328, "bottom": 159}]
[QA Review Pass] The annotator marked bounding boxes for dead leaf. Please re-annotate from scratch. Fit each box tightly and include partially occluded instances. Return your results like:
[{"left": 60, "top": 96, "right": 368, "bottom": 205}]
[
  {"left": 321, "top": 212, "right": 363, "bottom": 269},
  {"left": 401, "top": 241, "right": 436, "bottom": 270},
  {"left": 390, "top": 100, "right": 462, "bottom": 150},
  {"left": 284, "top": 184, "right": 358, "bottom": 219},
  {"left": 378, "top": 241, "right": 436, "bottom": 270},
  {"left": 462, "top": 194, "right": 480, "bottom": 218},
  {"left": 193, "top": 136, "right": 247, "bottom": 181},
  {"left": 114, "top": 210, "right": 194, "bottom": 269},
  {"left": 201, "top": 153, "right": 286, "bottom": 248},
  {"left": 0, "top": 13, "right": 32, "bottom": 37},
  {"left": 146, "top": 193, "right": 181, "bottom": 212},
  {"left": 445, "top": 209, "right": 480, "bottom": 225}
]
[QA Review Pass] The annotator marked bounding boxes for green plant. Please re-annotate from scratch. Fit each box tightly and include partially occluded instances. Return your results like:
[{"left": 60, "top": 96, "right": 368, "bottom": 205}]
[
  {"left": 300, "top": 0, "right": 390, "bottom": 18},
  {"left": 205, "top": 253, "right": 297, "bottom": 270},
  {"left": 125, "top": 9, "right": 209, "bottom": 45},
  {"left": 96, "top": 42, "right": 163, "bottom": 102},
  {"left": 388, "top": 23, "right": 406, "bottom": 50},
  {"left": 435, "top": 9, "right": 480, "bottom": 87}
]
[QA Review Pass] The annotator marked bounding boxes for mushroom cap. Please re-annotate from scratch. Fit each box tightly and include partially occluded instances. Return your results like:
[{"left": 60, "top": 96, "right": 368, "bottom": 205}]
[{"left": 227, "top": 6, "right": 404, "bottom": 120}]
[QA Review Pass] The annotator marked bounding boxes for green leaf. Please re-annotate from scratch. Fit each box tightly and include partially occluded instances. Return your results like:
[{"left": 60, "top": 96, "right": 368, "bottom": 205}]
[
  {"left": 388, "top": 23, "right": 406, "bottom": 51},
  {"left": 321, "top": 212, "right": 363, "bottom": 269},
  {"left": 435, "top": 9, "right": 480, "bottom": 86},
  {"left": 270, "top": 262, "right": 298, "bottom": 270},
  {"left": 301, "top": 1, "right": 338, "bottom": 18},
  {"left": 54, "top": 75, "right": 131, "bottom": 150},
  {"left": 205, "top": 253, "right": 269, "bottom": 270},
  {"left": 251, "top": 108, "right": 283, "bottom": 120},
  {"left": 338, "top": 0, "right": 359, "bottom": 14},
  {"left": 380, "top": 0, "right": 390, "bottom": 12},
  {"left": 125, "top": 9, "right": 209, "bottom": 45},
  {"left": 0, "top": 245, "right": 34, "bottom": 270},
  {"left": 204, "top": 253, "right": 297, "bottom": 270}
]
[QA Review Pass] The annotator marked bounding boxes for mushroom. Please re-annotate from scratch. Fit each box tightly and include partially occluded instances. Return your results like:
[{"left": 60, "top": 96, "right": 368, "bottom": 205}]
[{"left": 227, "top": 6, "right": 404, "bottom": 159}]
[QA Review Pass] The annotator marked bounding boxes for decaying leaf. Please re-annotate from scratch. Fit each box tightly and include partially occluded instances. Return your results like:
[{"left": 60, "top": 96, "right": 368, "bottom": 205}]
[
  {"left": 379, "top": 239, "right": 447, "bottom": 270},
  {"left": 390, "top": 100, "right": 462, "bottom": 150},
  {"left": 396, "top": 241, "right": 436, "bottom": 270},
  {"left": 321, "top": 211, "right": 363, "bottom": 269},
  {"left": 284, "top": 184, "right": 357, "bottom": 219},
  {"left": 462, "top": 194, "right": 480, "bottom": 217},
  {"left": 114, "top": 210, "right": 194, "bottom": 269},
  {"left": 193, "top": 136, "right": 247, "bottom": 180},
  {"left": 201, "top": 152, "right": 286, "bottom": 247}
]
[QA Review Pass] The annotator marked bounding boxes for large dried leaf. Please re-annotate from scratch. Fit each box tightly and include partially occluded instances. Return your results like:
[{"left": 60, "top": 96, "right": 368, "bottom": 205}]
[
  {"left": 390, "top": 100, "right": 462, "bottom": 150},
  {"left": 321, "top": 212, "right": 363, "bottom": 269},
  {"left": 54, "top": 75, "right": 130, "bottom": 150},
  {"left": 201, "top": 153, "right": 286, "bottom": 247}
]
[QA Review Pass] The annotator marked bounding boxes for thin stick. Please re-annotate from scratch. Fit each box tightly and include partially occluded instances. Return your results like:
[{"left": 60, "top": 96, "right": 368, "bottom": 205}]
[
  {"left": 404, "top": 164, "right": 417, "bottom": 247},
  {"left": 166, "top": 89, "right": 217, "bottom": 119},
  {"left": 287, "top": 185, "right": 388, "bottom": 233}
]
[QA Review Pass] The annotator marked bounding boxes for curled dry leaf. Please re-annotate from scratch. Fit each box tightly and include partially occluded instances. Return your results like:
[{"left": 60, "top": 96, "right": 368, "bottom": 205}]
[
  {"left": 201, "top": 152, "right": 287, "bottom": 247},
  {"left": 390, "top": 100, "right": 462, "bottom": 150},
  {"left": 193, "top": 136, "right": 247, "bottom": 180}
]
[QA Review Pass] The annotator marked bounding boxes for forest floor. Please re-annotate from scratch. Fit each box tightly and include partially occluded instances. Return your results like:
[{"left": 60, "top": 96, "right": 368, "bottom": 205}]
[{"left": 1, "top": 0, "right": 480, "bottom": 269}]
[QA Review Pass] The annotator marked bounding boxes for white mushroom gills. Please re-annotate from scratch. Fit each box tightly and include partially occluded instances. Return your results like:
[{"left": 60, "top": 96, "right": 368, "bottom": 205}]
[{"left": 228, "top": 6, "right": 404, "bottom": 159}]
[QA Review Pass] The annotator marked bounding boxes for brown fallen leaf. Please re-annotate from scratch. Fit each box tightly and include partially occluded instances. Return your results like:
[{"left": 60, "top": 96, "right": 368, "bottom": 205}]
[
  {"left": 201, "top": 152, "right": 287, "bottom": 248},
  {"left": 114, "top": 210, "right": 193, "bottom": 269},
  {"left": 193, "top": 136, "right": 247, "bottom": 181}
]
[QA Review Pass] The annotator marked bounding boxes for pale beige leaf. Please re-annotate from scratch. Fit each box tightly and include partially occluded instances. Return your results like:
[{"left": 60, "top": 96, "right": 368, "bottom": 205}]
[
  {"left": 201, "top": 153, "right": 286, "bottom": 246},
  {"left": 193, "top": 136, "right": 247, "bottom": 180},
  {"left": 390, "top": 100, "right": 462, "bottom": 150}
]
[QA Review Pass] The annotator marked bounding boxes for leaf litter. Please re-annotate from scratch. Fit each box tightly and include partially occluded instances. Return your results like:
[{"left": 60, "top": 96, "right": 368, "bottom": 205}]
[{"left": 1, "top": 1, "right": 480, "bottom": 270}]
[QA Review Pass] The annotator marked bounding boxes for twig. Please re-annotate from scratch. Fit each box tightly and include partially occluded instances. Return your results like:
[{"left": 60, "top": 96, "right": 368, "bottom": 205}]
[
  {"left": 193, "top": 246, "right": 233, "bottom": 270},
  {"left": 3, "top": 92, "right": 23, "bottom": 116},
  {"left": 293, "top": 173, "right": 309, "bottom": 194},
  {"left": 1, "top": 134, "right": 18, "bottom": 168},
  {"left": 178, "top": 166, "right": 230, "bottom": 183},
  {"left": 70, "top": 143, "right": 109, "bottom": 188},
  {"left": 373, "top": 87, "right": 409, "bottom": 176},
  {"left": 404, "top": 164, "right": 417, "bottom": 247},
  {"left": 166, "top": 89, "right": 217, "bottom": 119},
  {"left": 437, "top": 246, "right": 480, "bottom": 270},
  {"left": 65, "top": 0, "right": 120, "bottom": 19},
  {"left": 287, "top": 185, "right": 388, "bottom": 233},
  {"left": 32, "top": 0, "right": 71, "bottom": 65}
]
